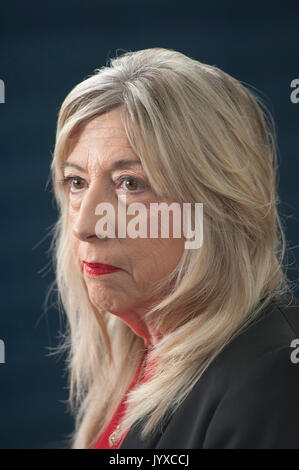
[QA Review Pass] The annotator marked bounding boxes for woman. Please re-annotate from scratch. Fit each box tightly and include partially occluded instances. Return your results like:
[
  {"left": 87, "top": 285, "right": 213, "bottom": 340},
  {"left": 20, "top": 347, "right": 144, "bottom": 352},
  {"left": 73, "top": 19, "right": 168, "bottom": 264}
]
[{"left": 49, "top": 47, "right": 299, "bottom": 449}]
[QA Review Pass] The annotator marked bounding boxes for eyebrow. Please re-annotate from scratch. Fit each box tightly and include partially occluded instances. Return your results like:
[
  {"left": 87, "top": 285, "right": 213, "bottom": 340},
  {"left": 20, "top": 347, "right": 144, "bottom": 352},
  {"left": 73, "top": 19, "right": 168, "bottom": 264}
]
[{"left": 61, "top": 159, "right": 142, "bottom": 173}]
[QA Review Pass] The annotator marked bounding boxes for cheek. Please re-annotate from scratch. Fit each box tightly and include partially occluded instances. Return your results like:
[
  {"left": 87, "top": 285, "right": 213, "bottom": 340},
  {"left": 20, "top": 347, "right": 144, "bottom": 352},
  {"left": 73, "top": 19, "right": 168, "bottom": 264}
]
[
  {"left": 68, "top": 202, "right": 79, "bottom": 223},
  {"left": 125, "top": 235, "right": 184, "bottom": 286},
  {"left": 146, "top": 207, "right": 185, "bottom": 276},
  {"left": 125, "top": 204, "right": 185, "bottom": 279},
  {"left": 68, "top": 209, "right": 80, "bottom": 256},
  {"left": 69, "top": 234, "right": 80, "bottom": 270},
  {"left": 150, "top": 238, "right": 184, "bottom": 277},
  {"left": 69, "top": 195, "right": 82, "bottom": 211}
]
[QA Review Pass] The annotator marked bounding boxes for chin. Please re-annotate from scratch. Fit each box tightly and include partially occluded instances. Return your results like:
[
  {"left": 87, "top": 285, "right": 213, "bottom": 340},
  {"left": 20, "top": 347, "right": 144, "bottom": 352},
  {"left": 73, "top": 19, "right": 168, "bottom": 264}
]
[{"left": 89, "top": 294, "right": 129, "bottom": 315}]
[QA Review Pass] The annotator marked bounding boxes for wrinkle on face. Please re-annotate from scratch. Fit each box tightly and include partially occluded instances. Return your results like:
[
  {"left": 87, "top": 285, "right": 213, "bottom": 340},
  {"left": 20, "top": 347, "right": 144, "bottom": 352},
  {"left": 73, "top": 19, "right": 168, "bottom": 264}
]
[{"left": 65, "top": 108, "right": 185, "bottom": 346}]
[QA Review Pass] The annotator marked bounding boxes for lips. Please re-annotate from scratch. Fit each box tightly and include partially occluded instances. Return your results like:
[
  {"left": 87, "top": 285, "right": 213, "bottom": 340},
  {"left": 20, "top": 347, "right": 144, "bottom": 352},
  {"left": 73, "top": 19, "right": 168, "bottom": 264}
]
[{"left": 82, "top": 261, "right": 120, "bottom": 276}]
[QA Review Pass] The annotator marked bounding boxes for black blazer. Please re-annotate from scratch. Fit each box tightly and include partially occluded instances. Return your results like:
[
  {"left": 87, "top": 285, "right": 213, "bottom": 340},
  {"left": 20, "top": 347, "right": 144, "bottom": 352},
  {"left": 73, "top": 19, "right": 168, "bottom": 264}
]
[{"left": 121, "top": 295, "right": 299, "bottom": 449}]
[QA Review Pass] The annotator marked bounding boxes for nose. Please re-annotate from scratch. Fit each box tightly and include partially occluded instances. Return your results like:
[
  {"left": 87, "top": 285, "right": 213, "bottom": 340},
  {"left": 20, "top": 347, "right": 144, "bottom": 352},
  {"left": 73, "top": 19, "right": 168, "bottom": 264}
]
[{"left": 72, "top": 185, "right": 109, "bottom": 242}]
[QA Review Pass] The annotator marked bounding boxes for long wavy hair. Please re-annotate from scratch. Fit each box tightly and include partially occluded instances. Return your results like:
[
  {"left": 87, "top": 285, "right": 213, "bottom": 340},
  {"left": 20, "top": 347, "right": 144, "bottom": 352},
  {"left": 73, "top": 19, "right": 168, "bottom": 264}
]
[{"left": 49, "top": 47, "right": 295, "bottom": 448}]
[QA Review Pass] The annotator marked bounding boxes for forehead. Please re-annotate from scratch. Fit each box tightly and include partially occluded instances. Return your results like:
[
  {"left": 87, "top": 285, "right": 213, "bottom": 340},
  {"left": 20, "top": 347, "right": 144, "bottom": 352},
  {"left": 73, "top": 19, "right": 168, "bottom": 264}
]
[
  {"left": 68, "top": 109, "right": 134, "bottom": 157},
  {"left": 65, "top": 110, "right": 140, "bottom": 170},
  {"left": 72, "top": 109, "right": 128, "bottom": 141}
]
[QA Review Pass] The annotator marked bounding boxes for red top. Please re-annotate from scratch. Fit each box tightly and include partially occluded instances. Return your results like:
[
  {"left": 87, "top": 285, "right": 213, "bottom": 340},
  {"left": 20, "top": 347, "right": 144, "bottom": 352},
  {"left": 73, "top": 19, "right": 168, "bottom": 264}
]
[{"left": 93, "top": 348, "right": 154, "bottom": 449}]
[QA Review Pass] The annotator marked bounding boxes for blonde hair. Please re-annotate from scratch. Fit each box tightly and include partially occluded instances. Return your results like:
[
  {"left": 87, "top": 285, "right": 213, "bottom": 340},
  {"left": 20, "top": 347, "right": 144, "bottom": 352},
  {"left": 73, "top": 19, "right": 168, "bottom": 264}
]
[{"left": 49, "top": 47, "right": 295, "bottom": 448}]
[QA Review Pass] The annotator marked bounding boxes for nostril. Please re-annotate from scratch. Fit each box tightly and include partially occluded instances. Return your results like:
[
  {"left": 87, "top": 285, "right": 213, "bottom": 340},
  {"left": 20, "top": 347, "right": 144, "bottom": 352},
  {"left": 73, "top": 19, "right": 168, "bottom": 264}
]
[
  {"left": 73, "top": 224, "right": 105, "bottom": 242},
  {"left": 72, "top": 225, "right": 88, "bottom": 241}
]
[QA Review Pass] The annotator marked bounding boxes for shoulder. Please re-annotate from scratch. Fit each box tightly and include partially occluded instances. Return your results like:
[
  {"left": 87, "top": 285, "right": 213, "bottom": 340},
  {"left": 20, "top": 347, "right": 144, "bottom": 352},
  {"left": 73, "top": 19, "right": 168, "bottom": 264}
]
[
  {"left": 201, "top": 294, "right": 299, "bottom": 448},
  {"left": 121, "top": 295, "right": 299, "bottom": 449},
  {"left": 159, "top": 295, "right": 299, "bottom": 449},
  {"left": 208, "top": 294, "right": 299, "bottom": 382},
  {"left": 203, "top": 346, "right": 299, "bottom": 448}
]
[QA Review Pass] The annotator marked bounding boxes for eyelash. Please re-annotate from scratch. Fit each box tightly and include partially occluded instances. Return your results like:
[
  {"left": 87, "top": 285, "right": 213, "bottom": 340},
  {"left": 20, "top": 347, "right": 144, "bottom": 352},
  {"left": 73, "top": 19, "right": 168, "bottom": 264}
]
[{"left": 57, "top": 175, "right": 149, "bottom": 194}]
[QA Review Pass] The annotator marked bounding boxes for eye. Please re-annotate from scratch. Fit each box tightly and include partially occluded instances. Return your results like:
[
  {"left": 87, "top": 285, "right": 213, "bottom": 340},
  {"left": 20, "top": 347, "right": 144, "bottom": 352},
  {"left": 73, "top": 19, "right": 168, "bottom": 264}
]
[
  {"left": 116, "top": 175, "right": 148, "bottom": 193},
  {"left": 59, "top": 176, "right": 87, "bottom": 193}
]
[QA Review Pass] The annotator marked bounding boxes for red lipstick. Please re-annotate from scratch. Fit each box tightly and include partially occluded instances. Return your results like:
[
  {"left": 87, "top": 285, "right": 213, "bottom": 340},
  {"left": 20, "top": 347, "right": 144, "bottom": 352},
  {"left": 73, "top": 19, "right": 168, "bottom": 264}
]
[{"left": 82, "top": 261, "right": 120, "bottom": 276}]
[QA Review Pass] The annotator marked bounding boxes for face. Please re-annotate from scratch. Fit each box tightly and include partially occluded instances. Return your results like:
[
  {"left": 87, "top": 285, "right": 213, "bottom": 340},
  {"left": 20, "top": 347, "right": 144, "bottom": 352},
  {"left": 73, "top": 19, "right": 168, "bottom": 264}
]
[{"left": 62, "top": 108, "right": 185, "bottom": 345}]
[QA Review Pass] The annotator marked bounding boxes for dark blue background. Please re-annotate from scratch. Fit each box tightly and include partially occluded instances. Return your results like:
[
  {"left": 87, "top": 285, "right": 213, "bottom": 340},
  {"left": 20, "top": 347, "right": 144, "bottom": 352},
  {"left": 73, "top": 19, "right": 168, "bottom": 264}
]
[{"left": 0, "top": 0, "right": 298, "bottom": 449}]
